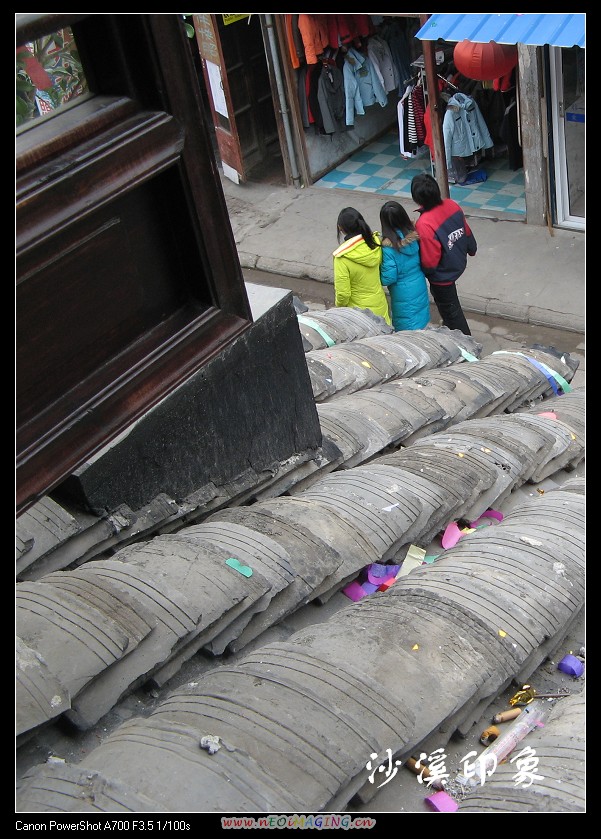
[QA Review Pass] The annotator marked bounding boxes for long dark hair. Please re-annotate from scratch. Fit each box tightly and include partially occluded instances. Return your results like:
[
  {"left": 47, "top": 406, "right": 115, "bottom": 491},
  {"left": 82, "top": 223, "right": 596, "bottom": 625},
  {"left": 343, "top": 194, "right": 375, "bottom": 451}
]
[
  {"left": 410, "top": 172, "right": 443, "bottom": 210},
  {"left": 337, "top": 207, "right": 378, "bottom": 249},
  {"left": 380, "top": 200, "right": 416, "bottom": 250}
]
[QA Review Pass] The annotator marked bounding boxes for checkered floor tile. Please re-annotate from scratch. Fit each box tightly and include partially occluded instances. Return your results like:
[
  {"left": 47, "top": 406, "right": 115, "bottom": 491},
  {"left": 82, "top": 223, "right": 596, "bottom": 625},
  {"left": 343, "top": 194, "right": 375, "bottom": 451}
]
[{"left": 314, "top": 132, "right": 525, "bottom": 215}]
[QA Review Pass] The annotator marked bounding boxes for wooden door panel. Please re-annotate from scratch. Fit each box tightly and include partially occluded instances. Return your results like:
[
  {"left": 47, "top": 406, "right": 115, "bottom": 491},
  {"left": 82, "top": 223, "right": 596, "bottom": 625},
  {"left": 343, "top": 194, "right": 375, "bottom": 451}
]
[{"left": 194, "top": 14, "right": 246, "bottom": 179}]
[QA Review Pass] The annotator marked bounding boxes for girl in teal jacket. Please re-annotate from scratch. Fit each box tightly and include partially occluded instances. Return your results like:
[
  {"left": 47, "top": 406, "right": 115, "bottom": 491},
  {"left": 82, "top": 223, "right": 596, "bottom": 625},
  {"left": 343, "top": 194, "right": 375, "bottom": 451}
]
[{"left": 379, "top": 200, "right": 430, "bottom": 331}]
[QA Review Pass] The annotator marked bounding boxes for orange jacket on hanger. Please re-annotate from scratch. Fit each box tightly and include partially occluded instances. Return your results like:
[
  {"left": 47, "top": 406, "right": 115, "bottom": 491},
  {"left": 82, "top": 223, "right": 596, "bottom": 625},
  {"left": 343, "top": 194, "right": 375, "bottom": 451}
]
[
  {"left": 298, "top": 14, "right": 329, "bottom": 64},
  {"left": 285, "top": 14, "right": 301, "bottom": 68}
]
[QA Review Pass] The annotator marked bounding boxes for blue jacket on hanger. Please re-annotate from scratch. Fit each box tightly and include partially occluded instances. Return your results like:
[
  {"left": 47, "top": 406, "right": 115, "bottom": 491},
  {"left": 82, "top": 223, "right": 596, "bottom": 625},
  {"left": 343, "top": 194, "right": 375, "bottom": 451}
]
[
  {"left": 442, "top": 92, "right": 493, "bottom": 168},
  {"left": 343, "top": 47, "right": 388, "bottom": 126}
]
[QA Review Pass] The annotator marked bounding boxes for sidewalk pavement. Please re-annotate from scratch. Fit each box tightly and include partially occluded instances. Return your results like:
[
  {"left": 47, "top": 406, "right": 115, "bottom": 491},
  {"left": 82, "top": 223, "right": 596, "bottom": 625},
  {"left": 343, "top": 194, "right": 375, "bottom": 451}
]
[{"left": 221, "top": 176, "right": 585, "bottom": 335}]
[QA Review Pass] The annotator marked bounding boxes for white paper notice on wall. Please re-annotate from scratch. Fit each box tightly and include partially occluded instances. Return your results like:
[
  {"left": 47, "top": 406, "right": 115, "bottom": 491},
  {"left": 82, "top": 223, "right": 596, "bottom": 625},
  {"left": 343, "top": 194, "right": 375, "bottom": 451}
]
[{"left": 206, "top": 60, "right": 228, "bottom": 118}]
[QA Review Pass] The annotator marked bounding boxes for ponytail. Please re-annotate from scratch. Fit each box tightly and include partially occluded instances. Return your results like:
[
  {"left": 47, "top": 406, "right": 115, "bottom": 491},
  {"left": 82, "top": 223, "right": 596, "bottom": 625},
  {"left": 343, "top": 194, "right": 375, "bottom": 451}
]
[
  {"left": 356, "top": 216, "right": 378, "bottom": 249},
  {"left": 337, "top": 207, "right": 378, "bottom": 249}
]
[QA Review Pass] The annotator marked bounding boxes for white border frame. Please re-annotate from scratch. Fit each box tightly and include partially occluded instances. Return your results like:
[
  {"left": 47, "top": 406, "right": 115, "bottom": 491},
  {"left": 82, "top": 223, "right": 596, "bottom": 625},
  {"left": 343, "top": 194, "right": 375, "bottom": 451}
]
[{"left": 549, "top": 46, "right": 585, "bottom": 232}]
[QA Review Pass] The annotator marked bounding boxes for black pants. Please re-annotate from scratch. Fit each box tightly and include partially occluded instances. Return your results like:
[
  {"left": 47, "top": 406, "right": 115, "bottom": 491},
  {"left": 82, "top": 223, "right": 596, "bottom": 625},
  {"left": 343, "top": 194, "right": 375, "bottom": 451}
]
[{"left": 429, "top": 282, "right": 471, "bottom": 335}]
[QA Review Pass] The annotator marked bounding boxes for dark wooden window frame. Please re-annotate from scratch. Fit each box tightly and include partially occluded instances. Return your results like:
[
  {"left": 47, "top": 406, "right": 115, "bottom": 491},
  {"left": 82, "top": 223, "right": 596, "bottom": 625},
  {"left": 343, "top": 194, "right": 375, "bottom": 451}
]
[{"left": 16, "top": 14, "right": 252, "bottom": 516}]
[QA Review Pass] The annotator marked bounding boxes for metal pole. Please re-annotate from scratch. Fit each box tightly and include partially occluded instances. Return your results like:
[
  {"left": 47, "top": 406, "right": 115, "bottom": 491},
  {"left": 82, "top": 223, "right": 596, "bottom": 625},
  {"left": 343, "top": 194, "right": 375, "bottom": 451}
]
[
  {"left": 420, "top": 14, "right": 449, "bottom": 199},
  {"left": 264, "top": 14, "right": 302, "bottom": 188}
]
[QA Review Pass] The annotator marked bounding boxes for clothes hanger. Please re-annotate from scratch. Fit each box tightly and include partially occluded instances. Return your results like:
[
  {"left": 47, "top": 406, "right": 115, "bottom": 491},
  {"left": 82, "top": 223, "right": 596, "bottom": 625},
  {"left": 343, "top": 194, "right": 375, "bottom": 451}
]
[{"left": 438, "top": 74, "right": 459, "bottom": 91}]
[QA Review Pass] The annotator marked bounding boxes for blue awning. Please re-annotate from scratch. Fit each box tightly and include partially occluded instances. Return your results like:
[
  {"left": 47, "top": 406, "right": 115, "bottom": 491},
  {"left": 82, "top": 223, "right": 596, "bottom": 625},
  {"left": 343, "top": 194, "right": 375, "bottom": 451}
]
[{"left": 415, "top": 13, "right": 585, "bottom": 49}]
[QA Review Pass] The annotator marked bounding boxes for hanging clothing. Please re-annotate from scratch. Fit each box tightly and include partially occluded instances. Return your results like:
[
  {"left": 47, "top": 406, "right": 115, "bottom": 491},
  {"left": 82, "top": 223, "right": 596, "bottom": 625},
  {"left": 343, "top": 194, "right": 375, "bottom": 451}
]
[
  {"left": 397, "top": 86, "right": 415, "bottom": 158},
  {"left": 327, "top": 14, "right": 354, "bottom": 48},
  {"left": 379, "top": 18, "right": 414, "bottom": 97},
  {"left": 317, "top": 61, "right": 347, "bottom": 135},
  {"left": 326, "top": 14, "right": 367, "bottom": 48},
  {"left": 410, "top": 84, "right": 426, "bottom": 146},
  {"left": 380, "top": 230, "right": 430, "bottom": 331},
  {"left": 367, "top": 34, "right": 398, "bottom": 94},
  {"left": 342, "top": 47, "right": 387, "bottom": 126},
  {"left": 307, "top": 63, "right": 324, "bottom": 133},
  {"left": 406, "top": 86, "right": 417, "bottom": 148},
  {"left": 473, "top": 87, "right": 507, "bottom": 144},
  {"left": 442, "top": 92, "right": 494, "bottom": 169},
  {"left": 291, "top": 15, "right": 305, "bottom": 65},
  {"left": 284, "top": 14, "right": 303, "bottom": 68},
  {"left": 343, "top": 54, "right": 365, "bottom": 126},
  {"left": 423, "top": 103, "right": 434, "bottom": 159},
  {"left": 305, "top": 64, "right": 315, "bottom": 125},
  {"left": 297, "top": 64, "right": 310, "bottom": 128},
  {"left": 297, "top": 14, "right": 329, "bottom": 64},
  {"left": 493, "top": 69, "right": 515, "bottom": 93},
  {"left": 353, "top": 14, "right": 373, "bottom": 38},
  {"left": 500, "top": 98, "right": 523, "bottom": 170},
  {"left": 326, "top": 14, "right": 373, "bottom": 48},
  {"left": 333, "top": 233, "right": 391, "bottom": 324}
]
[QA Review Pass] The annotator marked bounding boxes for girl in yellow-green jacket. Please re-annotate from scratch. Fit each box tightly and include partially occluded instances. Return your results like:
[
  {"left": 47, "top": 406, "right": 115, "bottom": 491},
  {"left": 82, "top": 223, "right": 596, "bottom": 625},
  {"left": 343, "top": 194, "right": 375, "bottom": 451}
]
[{"left": 333, "top": 207, "right": 392, "bottom": 325}]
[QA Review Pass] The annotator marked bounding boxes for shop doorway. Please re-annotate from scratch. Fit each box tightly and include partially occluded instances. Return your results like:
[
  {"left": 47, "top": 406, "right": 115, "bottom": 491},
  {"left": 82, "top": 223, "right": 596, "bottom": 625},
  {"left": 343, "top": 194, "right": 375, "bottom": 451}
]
[
  {"left": 193, "top": 14, "right": 285, "bottom": 185},
  {"left": 549, "top": 46, "right": 585, "bottom": 230}
]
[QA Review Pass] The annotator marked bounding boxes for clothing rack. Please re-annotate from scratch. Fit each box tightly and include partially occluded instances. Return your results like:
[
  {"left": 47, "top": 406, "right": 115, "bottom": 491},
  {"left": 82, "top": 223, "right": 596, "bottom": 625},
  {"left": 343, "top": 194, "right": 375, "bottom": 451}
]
[
  {"left": 402, "top": 54, "right": 461, "bottom": 179},
  {"left": 403, "top": 71, "right": 458, "bottom": 90},
  {"left": 399, "top": 66, "right": 434, "bottom": 175}
]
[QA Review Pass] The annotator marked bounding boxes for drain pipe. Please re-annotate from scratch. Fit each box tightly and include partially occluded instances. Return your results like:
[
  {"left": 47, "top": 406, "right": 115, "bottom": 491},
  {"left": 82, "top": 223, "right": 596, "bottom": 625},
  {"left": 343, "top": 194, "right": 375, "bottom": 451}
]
[{"left": 264, "top": 14, "right": 302, "bottom": 188}]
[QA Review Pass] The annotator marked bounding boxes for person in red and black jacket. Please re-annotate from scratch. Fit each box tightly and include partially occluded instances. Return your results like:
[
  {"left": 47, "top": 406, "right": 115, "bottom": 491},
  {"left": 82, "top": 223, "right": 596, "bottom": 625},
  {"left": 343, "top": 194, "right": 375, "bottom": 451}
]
[{"left": 410, "top": 172, "right": 476, "bottom": 335}]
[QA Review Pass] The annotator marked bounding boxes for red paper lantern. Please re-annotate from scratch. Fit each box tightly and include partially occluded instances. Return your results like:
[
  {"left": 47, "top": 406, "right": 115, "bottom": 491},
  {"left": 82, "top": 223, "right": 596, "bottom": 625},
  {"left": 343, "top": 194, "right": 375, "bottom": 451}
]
[{"left": 453, "top": 39, "right": 518, "bottom": 81}]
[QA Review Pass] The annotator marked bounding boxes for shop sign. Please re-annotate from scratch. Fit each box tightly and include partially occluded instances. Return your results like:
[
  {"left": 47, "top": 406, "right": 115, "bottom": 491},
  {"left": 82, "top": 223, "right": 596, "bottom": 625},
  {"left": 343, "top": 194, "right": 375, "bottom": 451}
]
[{"left": 222, "top": 15, "right": 250, "bottom": 25}]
